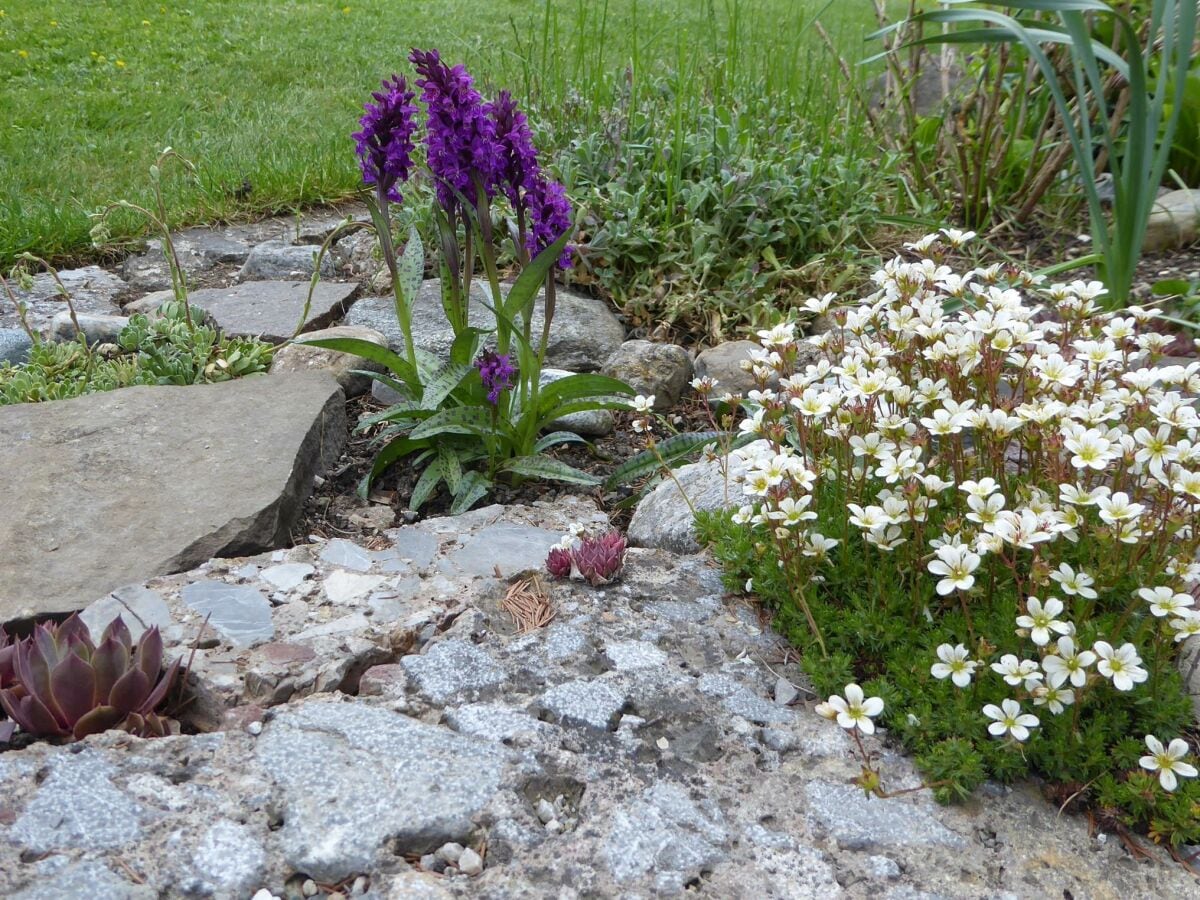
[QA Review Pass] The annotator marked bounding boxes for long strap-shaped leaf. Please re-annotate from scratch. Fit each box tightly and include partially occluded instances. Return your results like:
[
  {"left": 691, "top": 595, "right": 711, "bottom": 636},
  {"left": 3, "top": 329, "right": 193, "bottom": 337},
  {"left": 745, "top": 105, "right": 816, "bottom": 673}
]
[
  {"left": 297, "top": 336, "right": 421, "bottom": 393},
  {"left": 408, "top": 406, "right": 507, "bottom": 441},
  {"left": 500, "top": 455, "right": 601, "bottom": 485}
]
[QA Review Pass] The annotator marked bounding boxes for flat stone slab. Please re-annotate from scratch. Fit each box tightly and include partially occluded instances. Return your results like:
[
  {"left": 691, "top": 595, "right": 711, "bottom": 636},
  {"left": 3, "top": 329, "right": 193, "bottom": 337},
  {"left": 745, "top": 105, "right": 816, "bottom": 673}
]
[
  {"left": 346, "top": 278, "right": 624, "bottom": 372},
  {"left": 1, "top": 266, "right": 129, "bottom": 336},
  {"left": 255, "top": 700, "right": 511, "bottom": 881},
  {"left": 0, "top": 373, "right": 345, "bottom": 621},
  {"left": 188, "top": 281, "right": 359, "bottom": 344}
]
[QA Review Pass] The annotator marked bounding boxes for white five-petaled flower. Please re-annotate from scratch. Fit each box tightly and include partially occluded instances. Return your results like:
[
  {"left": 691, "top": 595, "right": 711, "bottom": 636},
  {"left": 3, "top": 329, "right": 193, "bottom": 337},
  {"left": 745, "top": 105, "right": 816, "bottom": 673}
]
[
  {"left": 990, "top": 653, "right": 1043, "bottom": 690},
  {"left": 825, "top": 683, "right": 885, "bottom": 734},
  {"left": 1049, "top": 563, "right": 1097, "bottom": 599},
  {"left": 1040, "top": 636, "right": 1096, "bottom": 688},
  {"left": 1139, "top": 735, "right": 1198, "bottom": 791},
  {"left": 628, "top": 394, "right": 656, "bottom": 414},
  {"left": 930, "top": 643, "right": 978, "bottom": 687},
  {"left": 1032, "top": 684, "right": 1075, "bottom": 714},
  {"left": 927, "top": 545, "right": 981, "bottom": 595},
  {"left": 1093, "top": 641, "right": 1148, "bottom": 691},
  {"left": 983, "top": 699, "right": 1039, "bottom": 741},
  {"left": 1137, "top": 586, "right": 1195, "bottom": 618},
  {"left": 1171, "top": 611, "right": 1200, "bottom": 642},
  {"left": 1016, "top": 596, "right": 1072, "bottom": 646}
]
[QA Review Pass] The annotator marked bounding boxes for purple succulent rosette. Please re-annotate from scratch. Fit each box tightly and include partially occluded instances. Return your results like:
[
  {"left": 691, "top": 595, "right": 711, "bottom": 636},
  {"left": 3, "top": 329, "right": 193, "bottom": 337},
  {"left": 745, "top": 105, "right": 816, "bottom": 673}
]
[
  {"left": 352, "top": 74, "right": 418, "bottom": 204},
  {"left": 475, "top": 350, "right": 516, "bottom": 404},
  {"left": 409, "top": 48, "right": 501, "bottom": 214}
]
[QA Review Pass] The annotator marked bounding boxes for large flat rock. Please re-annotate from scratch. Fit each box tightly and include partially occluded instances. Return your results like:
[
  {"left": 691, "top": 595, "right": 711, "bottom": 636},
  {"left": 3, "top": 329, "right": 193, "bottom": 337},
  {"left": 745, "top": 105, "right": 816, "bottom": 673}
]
[
  {"left": 0, "top": 373, "right": 346, "bottom": 621},
  {"left": 188, "top": 281, "right": 359, "bottom": 344},
  {"left": 346, "top": 278, "right": 625, "bottom": 372}
]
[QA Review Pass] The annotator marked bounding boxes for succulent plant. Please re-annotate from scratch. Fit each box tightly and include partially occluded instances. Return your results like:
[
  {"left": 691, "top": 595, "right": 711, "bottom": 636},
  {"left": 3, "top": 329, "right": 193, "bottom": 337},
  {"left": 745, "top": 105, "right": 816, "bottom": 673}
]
[
  {"left": 0, "top": 627, "right": 14, "bottom": 743},
  {"left": 545, "top": 546, "right": 573, "bottom": 579},
  {"left": 545, "top": 531, "right": 628, "bottom": 587},
  {"left": 0, "top": 614, "right": 180, "bottom": 741}
]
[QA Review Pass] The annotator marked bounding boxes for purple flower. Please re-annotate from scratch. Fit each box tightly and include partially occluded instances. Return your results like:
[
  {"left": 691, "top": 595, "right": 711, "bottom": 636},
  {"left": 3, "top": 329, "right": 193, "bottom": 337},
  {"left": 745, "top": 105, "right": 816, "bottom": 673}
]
[
  {"left": 525, "top": 175, "right": 573, "bottom": 269},
  {"left": 409, "top": 48, "right": 500, "bottom": 213},
  {"left": 474, "top": 350, "right": 516, "bottom": 404},
  {"left": 352, "top": 75, "right": 418, "bottom": 204},
  {"left": 487, "top": 90, "right": 541, "bottom": 213}
]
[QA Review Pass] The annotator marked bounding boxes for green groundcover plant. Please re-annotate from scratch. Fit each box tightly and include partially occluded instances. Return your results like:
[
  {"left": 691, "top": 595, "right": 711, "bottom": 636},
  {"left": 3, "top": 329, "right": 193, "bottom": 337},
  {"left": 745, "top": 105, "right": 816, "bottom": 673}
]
[
  {"left": 0, "top": 302, "right": 272, "bottom": 406},
  {"left": 304, "top": 49, "right": 633, "bottom": 512},
  {"left": 699, "top": 230, "right": 1200, "bottom": 846}
]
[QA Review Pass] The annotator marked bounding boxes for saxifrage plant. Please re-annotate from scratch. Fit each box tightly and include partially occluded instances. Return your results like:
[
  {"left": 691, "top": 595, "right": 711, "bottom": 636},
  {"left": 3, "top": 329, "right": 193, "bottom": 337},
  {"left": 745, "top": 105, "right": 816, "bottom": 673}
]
[
  {"left": 700, "top": 230, "right": 1200, "bottom": 845},
  {"left": 303, "top": 49, "right": 633, "bottom": 512},
  {"left": 0, "top": 614, "right": 180, "bottom": 741}
]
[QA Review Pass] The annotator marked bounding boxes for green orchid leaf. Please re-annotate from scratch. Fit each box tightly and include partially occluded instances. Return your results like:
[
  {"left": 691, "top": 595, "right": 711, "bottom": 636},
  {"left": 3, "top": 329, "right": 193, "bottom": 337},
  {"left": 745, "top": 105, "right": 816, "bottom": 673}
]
[
  {"left": 408, "top": 406, "right": 498, "bottom": 440},
  {"left": 500, "top": 454, "right": 601, "bottom": 485},
  {"left": 297, "top": 337, "right": 419, "bottom": 390},
  {"left": 533, "top": 431, "right": 591, "bottom": 453},
  {"left": 421, "top": 361, "right": 474, "bottom": 409},
  {"left": 450, "top": 470, "right": 492, "bottom": 513},
  {"left": 603, "top": 431, "right": 748, "bottom": 490}
]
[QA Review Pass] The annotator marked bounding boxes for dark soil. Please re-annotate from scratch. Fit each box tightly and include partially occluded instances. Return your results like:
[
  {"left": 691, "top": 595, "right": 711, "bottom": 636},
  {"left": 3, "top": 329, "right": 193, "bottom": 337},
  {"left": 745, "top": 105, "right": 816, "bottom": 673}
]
[{"left": 295, "top": 392, "right": 722, "bottom": 544}]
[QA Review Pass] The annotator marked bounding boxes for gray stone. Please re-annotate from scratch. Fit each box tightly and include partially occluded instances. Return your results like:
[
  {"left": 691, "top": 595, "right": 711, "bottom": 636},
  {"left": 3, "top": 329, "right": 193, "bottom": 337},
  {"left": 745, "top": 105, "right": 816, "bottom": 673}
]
[
  {"left": 804, "top": 781, "right": 967, "bottom": 850},
  {"left": 543, "top": 623, "right": 593, "bottom": 661},
  {"left": 693, "top": 340, "right": 770, "bottom": 395},
  {"left": 261, "top": 562, "right": 316, "bottom": 591},
  {"left": 386, "top": 527, "right": 440, "bottom": 569},
  {"left": 80, "top": 584, "right": 174, "bottom": 642},
  {"left": 238, "top": 239, "right": 337, "bottom": 281},
  {"left": 603, "top": 782, "right": 728, "bottom": 892},
  {"left": 1145, "top": 188, "right": 1200, "bottom": 252},
  {"left": 10, "top": 856, "right": 154, "bottom": 900},
  {"left": 1177, "top": 633, "right": 1200, "bottom": 721},
  {"left": 323, "top": 571, "right": 385, "bottom": 605},
  {"left": 539, "top": 368, "right": 615, "bottom": 437},
  {"left": 698, "top": 673, "right": 794, "bottom": 725},
  {"left": 187, "top": 281, "right": 359, "bottom": 344},
  {"left": 2, "top": 266, "right": 128, "bottom": 336},
  {"left": 628, "top": 441, "right": 764, "bottom": 554},
  {"left": 9, "top": 749, "right": 142, "bottom": 853},
  {"left": 538, "top": 678, "right": 625, "bottom": 730},
  {"left": 272, "top": 324, "right": 388, "bottom": 397},
  {"left": 601, "top": 340, "right": 692, "bottom": 410},
  {"left": 49, "top": 311, "right": 127, "bottom": 346},
  {"left": 402, "top": 639, "right": 506, "bottom": 704},
  {"left": 444, "top": 703, "right": 546, "bottom": 743},
  {"left": 255, "top": 699, "right": 510, "bottom": 881},
  {"left": 122, "top": 289, "right": 176, "bottom": 317},
  {"left": 604, "top": 640, "right": 668, "bottom": 670},
  {"left": 185, "top": 819, "right": 267, "bottom": 896},
  {"left": 867, "top": 854, "right": 903, "bottom": 879},
  {"left": 458, "top": 846, "right": 484, "bottom": 876},
  {"left": 0, "top": 327, "right": 33, "bottom": 366},
  {"left": 120, "top": 223, "right": 287, "bottom": 292},
  {"left": 448, "top": 523, "right": 561, "bottom": 578},
  {"left": 320, "top": 538, "right": 375, "bottom": 571},
  {"left": 0, "top": 373, "right": 345, "bottom": 620},
  {"left": 346, "top": 279, "right": 624, "bottom": 371},
  {"left": 182, "top": 580, "right": 275, "bottom": 647}
]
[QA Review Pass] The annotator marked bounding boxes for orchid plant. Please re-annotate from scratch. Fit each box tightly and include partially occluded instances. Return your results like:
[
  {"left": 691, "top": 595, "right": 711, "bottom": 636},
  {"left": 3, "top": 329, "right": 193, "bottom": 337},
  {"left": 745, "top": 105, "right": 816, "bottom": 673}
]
[
  {"left": 701, "top": 231, "right": 1200, "bottom": 845},
  {"left": 303, "top": 50, "right": 632, "bottom": 512}
]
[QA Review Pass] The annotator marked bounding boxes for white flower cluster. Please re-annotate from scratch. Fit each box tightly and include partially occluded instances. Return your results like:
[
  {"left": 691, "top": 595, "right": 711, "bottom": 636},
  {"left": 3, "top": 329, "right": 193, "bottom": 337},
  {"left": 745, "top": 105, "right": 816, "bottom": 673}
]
[{"left": 728, "top": 232, "right": 1200, "bottom": 787}]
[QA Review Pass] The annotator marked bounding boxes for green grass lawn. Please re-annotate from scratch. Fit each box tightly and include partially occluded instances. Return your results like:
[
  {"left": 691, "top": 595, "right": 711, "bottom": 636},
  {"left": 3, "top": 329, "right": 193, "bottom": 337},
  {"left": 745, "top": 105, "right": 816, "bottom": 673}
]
[{"left": 0, "top": 0, "right": 883, "bottom": 267}]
